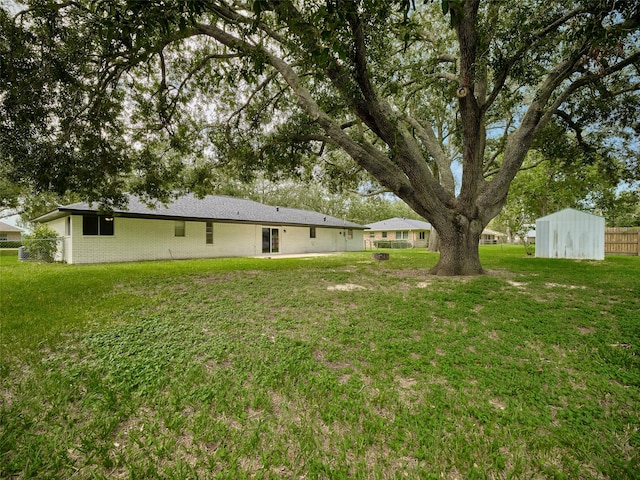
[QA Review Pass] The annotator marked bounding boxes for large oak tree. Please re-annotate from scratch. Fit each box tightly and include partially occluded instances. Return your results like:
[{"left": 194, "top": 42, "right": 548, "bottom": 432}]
[{"left": 2, "top": 0, "right": 639, "bottom": 274}]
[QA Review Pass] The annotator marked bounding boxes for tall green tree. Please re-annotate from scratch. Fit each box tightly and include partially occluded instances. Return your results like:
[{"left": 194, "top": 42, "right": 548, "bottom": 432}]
[
  {"left": 495, "top": 115, "right": 637, "bottom": 236},
  {"left": 595, "top": 187, "right": 640, "bottom": 227},
  {"left": 495, "top": 152, "right": 626, "bottom": 234},
  {"left": 1, "top": 1, "right": 638, "bottom": 274}
]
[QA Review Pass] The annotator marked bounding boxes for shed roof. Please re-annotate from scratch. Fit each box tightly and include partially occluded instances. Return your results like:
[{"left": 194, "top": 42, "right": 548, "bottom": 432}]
[
  {"left": 364, "top": 217, "right": 431, "bottom": 231},
  {"left": 0, "top": 221, "right": 23, "bottom": 233},
  {"left": 536, "top": 208, "right": 603, "bottom": 222},
  {"left": 32, "top": 194, "right": 365, "bottom": 229}
]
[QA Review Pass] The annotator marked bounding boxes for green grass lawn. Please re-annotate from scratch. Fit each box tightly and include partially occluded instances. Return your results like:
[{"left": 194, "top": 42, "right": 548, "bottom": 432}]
[{"left": 1, "top": 246, "right": 639, "bottom": 479}]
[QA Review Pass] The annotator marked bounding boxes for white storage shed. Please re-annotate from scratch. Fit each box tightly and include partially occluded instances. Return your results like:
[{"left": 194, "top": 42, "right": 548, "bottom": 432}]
[{"left": 535, "top": 208, "right": 605, "bottom": 260}]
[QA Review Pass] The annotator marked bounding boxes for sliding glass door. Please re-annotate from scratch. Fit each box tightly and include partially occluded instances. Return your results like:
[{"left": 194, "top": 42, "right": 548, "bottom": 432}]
[{"left": 262, "top": 228, "right": 279, "bottom": 254}]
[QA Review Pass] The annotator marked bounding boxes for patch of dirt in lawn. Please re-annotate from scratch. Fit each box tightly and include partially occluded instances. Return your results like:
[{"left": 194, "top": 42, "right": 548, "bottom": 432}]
[
  {"left": 0, "top": 387, "right": 15, "bottom": 409},
  {"left": 486, "top": 330, "right": 499, "bottom": 340},
  {"left": 388, "top": 455, "right": 428, "bottom": 475},
  {"left": 395, "top": 375, "right": 426, "bottom": 410},
  {"left": 327, "top": 283, "right": 367, "bottom": 291},
  {"left": 545, "top": 282, "right": 587, "bottom": 290},
  {"left": 396, "top": 375, "right": 417, "bottom": 389},
  {"left": 506, "top": 279, "right": 527, "bottom": 289},
  {"left": 201, "top": 356, "right": 233, "bottom": 375},
  {"left": 577, "top": 326, "right": 596, "bottom": 335},
  {"left": 445, "top": 466, "right": 464, "bottom": 480},
  {"left": 269, "top": 391, "right": 301, "bottom": 427},
  {"left": 111, "top": 406, "right": 159, "bottom": 445}
]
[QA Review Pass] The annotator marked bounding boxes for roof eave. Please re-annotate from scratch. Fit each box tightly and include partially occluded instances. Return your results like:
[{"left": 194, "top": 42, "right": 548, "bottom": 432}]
[
  {"left": 31, "top": 209, "right": 68, "bottom": 223},
  {"left": 33, "top": 208, "right": 365, "bottom": 229}
]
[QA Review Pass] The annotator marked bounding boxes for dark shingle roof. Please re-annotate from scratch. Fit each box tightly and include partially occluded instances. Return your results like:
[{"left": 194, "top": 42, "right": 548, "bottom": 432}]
[
  {"left": 33, "top": 194, "right": 364, "bottom": 229},
  {"left": 364, "top": 217, "right": 431, "bottom": 231}
]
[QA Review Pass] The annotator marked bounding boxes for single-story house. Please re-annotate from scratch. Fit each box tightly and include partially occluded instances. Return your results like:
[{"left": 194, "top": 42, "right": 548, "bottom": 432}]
[
  {"left": 364, "top": 217, "right": 432, "bottom": 248},
  {"left": 32, "top": 194, "right": 365, "bottom": 264},
  {"left": 480, "top": 228, "right": 507, "bottom": 244},
  {"left": 535, "top": 208, "right": 605, "bottom": 260},
  {"left": 0, "top": 221, "right": 23, "bottom": 242}
]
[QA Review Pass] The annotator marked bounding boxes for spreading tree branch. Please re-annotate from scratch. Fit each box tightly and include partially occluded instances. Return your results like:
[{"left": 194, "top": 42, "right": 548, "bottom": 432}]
[
  {"left": 553, "top": 109, "right": 584, "bottom": 145},
  {"left": 226, "top": 71, "right": 280, "bottom": 125},
  {"left": 541, "top": 50, "right": 640, "bottom": 126},
  {"left": 484, "top": 156, "right": 545, "bottom": 178},
  {"left": 482, "top": 6, "right": 587, "bottom": 112}
]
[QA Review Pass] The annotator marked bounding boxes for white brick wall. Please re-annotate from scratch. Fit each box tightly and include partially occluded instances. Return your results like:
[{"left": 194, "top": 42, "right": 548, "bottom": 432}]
[{"left": 47, "top": 215, "right": 364, "bottom": 263}]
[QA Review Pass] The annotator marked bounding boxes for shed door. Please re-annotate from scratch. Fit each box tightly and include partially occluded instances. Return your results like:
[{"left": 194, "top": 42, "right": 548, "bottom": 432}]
[{"left": 536, "top": 220, "right": 550, "bottom": 257}]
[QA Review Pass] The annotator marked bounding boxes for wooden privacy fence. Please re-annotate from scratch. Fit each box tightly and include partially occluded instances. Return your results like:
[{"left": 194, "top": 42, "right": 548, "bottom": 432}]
[{"left": 605, "top": 227, "right": 639, "bottom": 256}]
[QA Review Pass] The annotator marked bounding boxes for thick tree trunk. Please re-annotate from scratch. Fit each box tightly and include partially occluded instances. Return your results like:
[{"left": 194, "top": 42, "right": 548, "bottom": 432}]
[
  {"left": 429, "top": 216, "right": 484, "bottom": 276},
  {"left": 427, "top": 228, "right": 440, "bottom": 252}
]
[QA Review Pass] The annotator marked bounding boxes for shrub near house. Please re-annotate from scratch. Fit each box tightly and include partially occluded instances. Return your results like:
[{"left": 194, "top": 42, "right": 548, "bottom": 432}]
[{"left": 22, "top": 225, "right": 59, "bottom": 262}]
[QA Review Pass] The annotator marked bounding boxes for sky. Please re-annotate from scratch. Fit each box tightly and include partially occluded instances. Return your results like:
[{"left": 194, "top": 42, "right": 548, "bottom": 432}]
[{"left": 2, "top": 214, "right": 23, "bottom": 229}]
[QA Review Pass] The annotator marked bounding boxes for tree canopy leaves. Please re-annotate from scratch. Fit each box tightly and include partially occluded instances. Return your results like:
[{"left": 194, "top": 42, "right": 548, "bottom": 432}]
[{"left": 1, "top": 0, "right": 638, "bottom": 273}]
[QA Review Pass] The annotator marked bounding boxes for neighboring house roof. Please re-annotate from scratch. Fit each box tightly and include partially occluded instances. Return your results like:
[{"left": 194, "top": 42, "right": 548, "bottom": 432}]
[
  {"left": 482, "top": 228, "right": 507, "bottom": 237},
  {"left": 32, "top": 194, "right": 365, "bottom": 229},
  {"left": 364, "top": 217, "right": 431, "bottom": 231},
  {"left": 0, "top": 221, "right": 23, "bottom": 233}
]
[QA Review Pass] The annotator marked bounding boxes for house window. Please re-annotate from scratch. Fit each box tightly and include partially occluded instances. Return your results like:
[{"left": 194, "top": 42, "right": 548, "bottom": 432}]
[
  {"left": 395, "top": 231, "right": 408, "bottom": 240},
  {"left": 206, "top": 222, "right": 213, "bottom": 244},
  {"left": 382, "top": 231, "right": 387, "bottom": 238},
  {"left": 83, "top": 215, "right": 114, "bottom": 236},
  {"left": 347, "top": 229, "right": 353, "bottom": 239},
  {"left": 83, "top": 216, "right": 98, "bottom": 235},
  {"left": 100, "top": 216, "right": 114, "bottom": 236},
  {"left": 0, "top": 234, "right": 7, "bottom": 241},
  {"left": 175, "top": 220, "right": 185, "bottom": 237},
  {"left": 65, "top": 217, "right": 71, "bottom": 236},
  {"left": 419, "top": 231, "right": 426, "bottom": 240},
  {"left": 369, "top": 232, "right": 375, "bottom": 238},
  {"left": 310, "top": 226, "right": 316, "bottom": 238}
]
